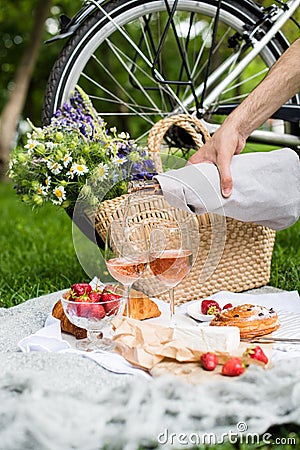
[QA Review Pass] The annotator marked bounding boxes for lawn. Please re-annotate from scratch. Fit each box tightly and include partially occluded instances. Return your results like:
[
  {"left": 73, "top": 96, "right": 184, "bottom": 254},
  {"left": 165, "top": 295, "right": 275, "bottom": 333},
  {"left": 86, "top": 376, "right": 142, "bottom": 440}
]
[
  {"left": 1, "top": 180, "right": 299, "bottom": 307},
  {"left": 0, "top": 181, "right": 89, "bottom": 307}
]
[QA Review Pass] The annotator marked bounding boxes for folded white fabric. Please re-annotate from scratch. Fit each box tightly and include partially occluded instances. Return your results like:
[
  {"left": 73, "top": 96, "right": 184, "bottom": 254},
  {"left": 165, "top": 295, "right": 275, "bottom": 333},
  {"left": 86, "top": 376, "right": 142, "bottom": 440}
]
[
  {"left": 155, "top": 148, "right": 300, "bottom": 230},
  {"left": 18, "top": 315, "right": 150, "bottom": 379}
]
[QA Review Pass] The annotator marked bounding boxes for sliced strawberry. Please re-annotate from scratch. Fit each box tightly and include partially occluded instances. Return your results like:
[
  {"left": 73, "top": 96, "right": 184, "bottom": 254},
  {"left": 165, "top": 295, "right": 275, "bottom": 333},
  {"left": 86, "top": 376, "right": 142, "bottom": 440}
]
[
  {"left": 244, "top": 345, "right": 268, "bottom": 365},
  {"left": 201, "top": 300, "right": 221, "bottom": 315},
  {"left": 200, "top": 352, "right": 218, "bottom": 371},
  {"left": 222, "top": 303, "right": 233, "bottom": 310},
  {"left": 71, "top": 283, "right": 92, "bottom": 297},
  {"left": 89, "top": 291, "right": 102, "bottom": 303},
  {"left": 221, "top": 357, "right": 245, "bottom": 377}
]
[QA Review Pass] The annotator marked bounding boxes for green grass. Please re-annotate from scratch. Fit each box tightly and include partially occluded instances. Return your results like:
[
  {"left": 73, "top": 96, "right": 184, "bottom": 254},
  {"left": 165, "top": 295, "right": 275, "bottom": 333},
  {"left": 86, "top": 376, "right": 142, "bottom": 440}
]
[{"left": 0, "top": 182, "right": 88, "bottom": 307}]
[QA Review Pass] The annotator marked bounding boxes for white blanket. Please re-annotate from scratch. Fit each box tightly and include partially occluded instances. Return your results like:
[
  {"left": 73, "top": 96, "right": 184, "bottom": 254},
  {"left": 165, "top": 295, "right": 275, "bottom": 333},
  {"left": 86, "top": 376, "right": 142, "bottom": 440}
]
[{"left": 1, "top": 288, "right": 300, "bottom": 449}]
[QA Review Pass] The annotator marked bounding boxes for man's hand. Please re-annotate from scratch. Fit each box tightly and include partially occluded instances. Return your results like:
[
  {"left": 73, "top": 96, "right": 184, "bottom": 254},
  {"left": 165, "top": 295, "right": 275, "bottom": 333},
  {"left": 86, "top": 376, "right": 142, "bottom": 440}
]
[{"left": 188, "top": 124, "right": 245, "bottom": 197}]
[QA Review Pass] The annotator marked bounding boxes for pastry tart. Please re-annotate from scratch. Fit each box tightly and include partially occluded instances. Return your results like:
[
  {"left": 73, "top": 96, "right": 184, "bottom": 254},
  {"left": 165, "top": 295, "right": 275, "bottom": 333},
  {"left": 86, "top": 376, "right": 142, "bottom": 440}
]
[{"left": 210, "top": 303, "right": 280, "bottom": 338}]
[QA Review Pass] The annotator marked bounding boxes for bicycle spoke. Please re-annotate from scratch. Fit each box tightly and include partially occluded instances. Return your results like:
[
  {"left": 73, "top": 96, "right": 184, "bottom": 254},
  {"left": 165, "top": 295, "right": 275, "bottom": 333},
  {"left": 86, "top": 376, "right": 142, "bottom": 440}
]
[
  {"left": 44, "top": 0, "right": 297, "bottom": 148},
  {"left": 106, "top": 42, "right": 162, "bottom": 117},
  {"left": 221, "top": 67, "right": 268, "bottom": 95},
  {"left": 82, "top": 72, "right": 156, "bottom": 124},
  {"left": 94, "top": 1, "right": 189, "bottom": 115}
]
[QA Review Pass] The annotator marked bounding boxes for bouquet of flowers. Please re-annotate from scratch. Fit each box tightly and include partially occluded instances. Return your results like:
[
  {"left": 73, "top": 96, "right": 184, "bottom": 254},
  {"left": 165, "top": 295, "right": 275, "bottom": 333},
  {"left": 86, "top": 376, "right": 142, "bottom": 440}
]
[{"left": 9, "top": 87, "right": 156, "bottom": 210}]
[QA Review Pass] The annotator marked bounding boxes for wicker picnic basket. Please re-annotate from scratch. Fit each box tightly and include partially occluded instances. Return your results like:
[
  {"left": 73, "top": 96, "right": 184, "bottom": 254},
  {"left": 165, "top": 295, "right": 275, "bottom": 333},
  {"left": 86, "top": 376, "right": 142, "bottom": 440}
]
[{"left": 91, "top": 114, "right": 276, "bottom": 305}]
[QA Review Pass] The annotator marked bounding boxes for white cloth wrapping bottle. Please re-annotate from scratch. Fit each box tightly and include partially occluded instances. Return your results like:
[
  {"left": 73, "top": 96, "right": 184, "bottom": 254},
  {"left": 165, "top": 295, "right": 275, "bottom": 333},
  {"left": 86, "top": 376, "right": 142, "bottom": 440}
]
[{"left": 155, "top": 148, "right": 300, "bottom": 230}]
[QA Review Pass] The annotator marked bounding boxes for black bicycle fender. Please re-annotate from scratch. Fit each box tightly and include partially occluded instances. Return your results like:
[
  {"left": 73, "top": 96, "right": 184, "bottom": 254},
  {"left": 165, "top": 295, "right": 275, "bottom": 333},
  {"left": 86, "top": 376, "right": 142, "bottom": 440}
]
[
  {"left": 45, "top": 0, "right": 286, "bottom": 45},
  {"left": 45, "top": 0, "right": 109, "bottom": 43}
]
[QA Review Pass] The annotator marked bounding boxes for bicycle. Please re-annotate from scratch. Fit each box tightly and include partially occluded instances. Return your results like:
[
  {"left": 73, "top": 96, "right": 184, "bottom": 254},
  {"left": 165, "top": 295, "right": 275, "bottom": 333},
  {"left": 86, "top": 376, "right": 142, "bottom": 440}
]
[{"left": 42, "top": 0, "right": 300, "bottom": 154}]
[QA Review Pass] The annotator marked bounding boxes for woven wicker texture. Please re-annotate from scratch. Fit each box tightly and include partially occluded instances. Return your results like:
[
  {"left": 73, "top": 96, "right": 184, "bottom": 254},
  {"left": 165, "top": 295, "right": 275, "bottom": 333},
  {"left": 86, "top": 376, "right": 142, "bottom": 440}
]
[{"left": 92, "top": 114, "right": 276, "bottom": 303}]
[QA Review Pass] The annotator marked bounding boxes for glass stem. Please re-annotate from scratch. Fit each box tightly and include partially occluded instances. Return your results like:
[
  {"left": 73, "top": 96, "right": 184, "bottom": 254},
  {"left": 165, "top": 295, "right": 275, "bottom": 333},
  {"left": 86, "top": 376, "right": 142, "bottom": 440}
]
[
  {"left": 87, "top": 330, "right": 102, "bottom": 341},
  {"left": 124, "top": 284, "right": 132, "bottom": 318},
  {"left": 169, "top": 287, "right": 175, "bottom": 322}
]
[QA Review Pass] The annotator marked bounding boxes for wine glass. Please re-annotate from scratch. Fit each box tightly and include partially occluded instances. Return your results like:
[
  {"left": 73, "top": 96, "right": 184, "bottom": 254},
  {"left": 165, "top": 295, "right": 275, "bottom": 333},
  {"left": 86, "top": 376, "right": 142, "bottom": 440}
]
[
  {"left": 104, "top": 220, "right": 148, "bottom": 317},
  {"left": 149, "top": 221, "right": 192, "bottom": 323},
  {"left": 61, "top": 283, "right": 125, "bottom": 351}
]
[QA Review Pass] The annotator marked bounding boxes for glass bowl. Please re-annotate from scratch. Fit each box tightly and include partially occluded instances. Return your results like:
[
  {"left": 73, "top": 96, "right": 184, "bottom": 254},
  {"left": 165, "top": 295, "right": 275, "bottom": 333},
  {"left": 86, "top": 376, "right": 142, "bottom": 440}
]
[{"left": 61, "top": 284, "right": 125, "bottom": 351}]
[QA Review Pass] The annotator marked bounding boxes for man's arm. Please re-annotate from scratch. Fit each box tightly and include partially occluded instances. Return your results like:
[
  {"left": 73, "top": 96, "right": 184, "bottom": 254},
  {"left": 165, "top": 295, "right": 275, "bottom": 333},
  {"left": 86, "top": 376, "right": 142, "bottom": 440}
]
[{"left": 188, "top": 37, "right": 300, "bottom": 197}]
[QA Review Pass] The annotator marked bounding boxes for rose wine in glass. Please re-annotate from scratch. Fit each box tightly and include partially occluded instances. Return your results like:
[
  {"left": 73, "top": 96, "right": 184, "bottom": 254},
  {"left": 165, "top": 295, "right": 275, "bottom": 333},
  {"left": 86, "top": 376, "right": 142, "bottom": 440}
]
[
  {"left": 105, "top": 220, "right": 148, "bottom": 317},
  {"left": 149, "top": 223, "right": 192, "bottom": 321}
]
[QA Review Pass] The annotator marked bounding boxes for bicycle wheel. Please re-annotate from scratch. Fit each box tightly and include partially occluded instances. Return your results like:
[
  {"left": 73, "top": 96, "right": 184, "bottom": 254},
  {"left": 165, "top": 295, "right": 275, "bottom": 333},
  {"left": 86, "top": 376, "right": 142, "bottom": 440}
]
[{"left": 43, "top": 0, "right": 293, "bottom": 148}]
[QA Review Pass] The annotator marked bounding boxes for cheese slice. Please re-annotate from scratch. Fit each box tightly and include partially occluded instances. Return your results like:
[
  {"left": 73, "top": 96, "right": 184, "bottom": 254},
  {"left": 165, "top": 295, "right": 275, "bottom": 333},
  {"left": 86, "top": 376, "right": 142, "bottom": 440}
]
[{"left": 173, "top": 325, "right": 240, "bottom": 353}]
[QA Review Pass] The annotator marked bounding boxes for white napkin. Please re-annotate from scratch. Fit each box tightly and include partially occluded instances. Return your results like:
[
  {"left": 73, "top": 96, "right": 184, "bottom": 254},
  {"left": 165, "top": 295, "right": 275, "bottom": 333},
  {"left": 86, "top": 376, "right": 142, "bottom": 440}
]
[
  {"left": 18, "top": 315, "right": 150, "bottom": 379},
  {"left": 155, "top": 148, "right": 300, "bottom": 230}
]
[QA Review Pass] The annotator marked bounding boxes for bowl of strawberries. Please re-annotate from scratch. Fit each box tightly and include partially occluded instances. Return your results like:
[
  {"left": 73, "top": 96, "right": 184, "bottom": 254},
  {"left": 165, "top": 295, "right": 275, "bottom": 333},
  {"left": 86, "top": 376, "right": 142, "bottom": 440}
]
[{"left": 61, "top": 282, "right": 125, "bottom": 351}]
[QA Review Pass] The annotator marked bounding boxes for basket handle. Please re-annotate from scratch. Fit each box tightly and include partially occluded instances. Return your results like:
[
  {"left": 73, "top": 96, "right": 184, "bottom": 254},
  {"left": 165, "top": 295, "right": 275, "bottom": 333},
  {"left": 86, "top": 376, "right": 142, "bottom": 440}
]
[{"left": 147, "top": 114, "right": 211, "bottom": 173}]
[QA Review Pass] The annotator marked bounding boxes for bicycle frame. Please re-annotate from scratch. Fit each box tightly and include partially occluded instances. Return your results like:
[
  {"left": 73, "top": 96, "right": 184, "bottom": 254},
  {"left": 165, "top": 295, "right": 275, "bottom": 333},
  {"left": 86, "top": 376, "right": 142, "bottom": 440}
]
[{"left": 47, "top": 0, "right": 300, "bottom": 146}]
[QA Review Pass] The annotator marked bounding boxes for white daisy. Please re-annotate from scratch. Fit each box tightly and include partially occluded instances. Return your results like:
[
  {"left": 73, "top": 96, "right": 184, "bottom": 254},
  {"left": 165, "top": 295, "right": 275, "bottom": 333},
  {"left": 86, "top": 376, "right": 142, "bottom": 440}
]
[
  {"left": 47, "top": 160, "right": 63, "bottom": 175},
  {"left": 37, "top": 184, "right": 47, "bottom": 197},
  {"left": 112, "top": 155, "right": 127, "bottom": 165},
  {"left": 45, "top": 175, "right": 51, "bottom": 189},
  {"left": 66, "top": 167, "right": 74, "bottom": 179},
  {"left": 118, "top": 131, "right": 130, "bottom": 139},
  {"left": 71, "top": 163, "right": 89, "bottom": 176},
  {"left": 62, "top": 153, "right": 72, "bottom": 167},
  {"left": 25, "top": 139, "right": 39, "bottom": 153},
  {"left": 53, "top": 186, "right": 66, "bottom": 204},
  {"left": 94, "top": 163, "right": 109, "bottom": 180}
]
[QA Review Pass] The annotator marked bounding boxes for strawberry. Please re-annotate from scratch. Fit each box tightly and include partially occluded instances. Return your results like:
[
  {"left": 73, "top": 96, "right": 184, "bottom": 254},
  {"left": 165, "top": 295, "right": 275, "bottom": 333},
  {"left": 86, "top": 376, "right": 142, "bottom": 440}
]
[
  {"left": 200, "top": 352, "right": 218, "bottom": 371},
  {"left": 201, "top": 299, "right": 221, "bottom": 315},
  {"left": 74, "top": 293, "right": 106, "bottom": 319},
  {"left": 221, "top": 357, "right": 245, "bottom": 377},
  {"left": 64, "top": 290, "right": 76, "bottom": 301},
  {"left": 88, "top": 291, "right": 102, "bottom": 303},
  {"left": 87, "top": 303, "right": 106, "bottom": 319},
  {"left": 75, "top": 294, "right": 91, "bottom": 318},
  {"left": 71, "top": 283, "right": 92, "bottom": 297},
  {"left": 101, "top": 286, "right": 122, "bottom": 316},
  {"left": 222, "top": 303, "right": 233, "bottom": 310},
  {"left": 244, "top": 345, "right": 268, "bottom": 365}
]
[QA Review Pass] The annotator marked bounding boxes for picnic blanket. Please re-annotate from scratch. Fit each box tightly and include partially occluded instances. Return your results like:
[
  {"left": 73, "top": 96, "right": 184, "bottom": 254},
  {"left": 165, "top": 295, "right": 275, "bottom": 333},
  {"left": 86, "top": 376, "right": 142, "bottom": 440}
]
[{"left": 1, "top": 287, "right": 300, "bottom": 449}]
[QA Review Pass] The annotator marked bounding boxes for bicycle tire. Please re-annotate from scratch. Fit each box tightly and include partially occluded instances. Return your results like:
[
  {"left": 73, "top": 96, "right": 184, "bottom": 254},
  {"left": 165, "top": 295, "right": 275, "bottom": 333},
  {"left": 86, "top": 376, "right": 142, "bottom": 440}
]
[{"left": 42, "top": 0, "right": 293, "bottom": 147}]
